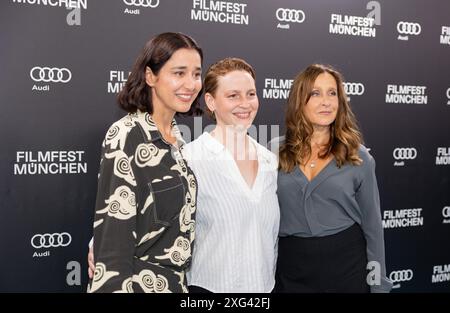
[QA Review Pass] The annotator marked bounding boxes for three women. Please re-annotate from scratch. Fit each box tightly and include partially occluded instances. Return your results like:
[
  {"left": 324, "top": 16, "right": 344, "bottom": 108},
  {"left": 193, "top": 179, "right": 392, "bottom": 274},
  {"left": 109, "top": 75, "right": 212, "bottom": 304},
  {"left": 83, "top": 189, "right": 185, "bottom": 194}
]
[{"left": 88, "top": 33, "right": 390, "bottom": 292}]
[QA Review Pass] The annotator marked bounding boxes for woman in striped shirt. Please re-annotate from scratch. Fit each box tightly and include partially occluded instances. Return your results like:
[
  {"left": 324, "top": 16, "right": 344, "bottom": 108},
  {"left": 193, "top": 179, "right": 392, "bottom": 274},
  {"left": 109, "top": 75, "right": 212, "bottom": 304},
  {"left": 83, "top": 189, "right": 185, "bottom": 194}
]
[{"left": 183, "top": 58, "right": 280, "bottom": 293}]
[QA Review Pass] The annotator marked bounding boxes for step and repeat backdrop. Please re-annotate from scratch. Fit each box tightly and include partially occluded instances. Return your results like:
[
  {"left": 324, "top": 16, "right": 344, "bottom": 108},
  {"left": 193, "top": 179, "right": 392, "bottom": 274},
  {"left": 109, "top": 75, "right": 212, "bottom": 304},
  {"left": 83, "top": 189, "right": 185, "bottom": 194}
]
[{"left": 1, "top": 0, "right": 449, "bottom": 292}]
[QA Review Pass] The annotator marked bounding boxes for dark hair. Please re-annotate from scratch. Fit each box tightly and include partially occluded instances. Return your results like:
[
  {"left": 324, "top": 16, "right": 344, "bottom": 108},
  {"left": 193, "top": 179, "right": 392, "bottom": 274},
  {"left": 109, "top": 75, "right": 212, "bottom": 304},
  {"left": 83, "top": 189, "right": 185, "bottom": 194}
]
[{"left": 118, "top": 32, "right": 203, "bottom": 116}]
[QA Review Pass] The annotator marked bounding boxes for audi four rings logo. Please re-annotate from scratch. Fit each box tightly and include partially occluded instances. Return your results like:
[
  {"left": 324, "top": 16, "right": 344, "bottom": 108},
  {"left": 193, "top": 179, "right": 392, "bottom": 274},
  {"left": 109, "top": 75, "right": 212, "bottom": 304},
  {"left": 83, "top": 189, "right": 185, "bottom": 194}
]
[
  {"left": 397, "top": 22, "right": 421, "bottom": 35},
  {"left": 393, "top": 148, "right": 417, "bottom": 160},
  {"left": 443, "top": 207, "right": 450, "bottom": 218},
  {"left": 30, "top": 67, "right": 72, "bottom": 83},
  {"left": 31, "top": 232, "right": 72, "bottom": 249},
  {"left": 123, "top": 0, "right": 159, "bottom": 7},
  {"left": 276, "top": 8, "right": 305, "bottom": 23},
  {"left": 389, "top": 270, "right": 414, "bottom": 283},
  {"left": 344, "top": 83, "right": 365, "bottom": 96}
]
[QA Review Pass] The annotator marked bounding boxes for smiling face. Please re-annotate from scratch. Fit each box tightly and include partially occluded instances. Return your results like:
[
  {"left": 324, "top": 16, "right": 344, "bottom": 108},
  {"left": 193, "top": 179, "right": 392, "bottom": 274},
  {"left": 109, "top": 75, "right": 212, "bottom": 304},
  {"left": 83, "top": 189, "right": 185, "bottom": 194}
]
[
  {"left": 146, "top": 48, "right": 202, "bottom": 115},
  {"left": 205, "top": 70, "right": 259, "bottom": 131},
  {"left": 303, "top": 72, "right": 339, "bottom": 129}
]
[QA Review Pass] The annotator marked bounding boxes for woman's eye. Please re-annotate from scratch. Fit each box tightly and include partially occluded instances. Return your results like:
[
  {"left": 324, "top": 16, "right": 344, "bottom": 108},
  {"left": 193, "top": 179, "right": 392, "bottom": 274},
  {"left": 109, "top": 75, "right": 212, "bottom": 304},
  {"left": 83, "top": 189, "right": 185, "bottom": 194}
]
[
  {"left": 175, "top": 72, "right": 184, "bottom": 76},
  {"left": 311, "top": 90, "right": 320, "bottom": 96},
  {"left": 330, "top": 90, "right": 337, "bottom": 96}
]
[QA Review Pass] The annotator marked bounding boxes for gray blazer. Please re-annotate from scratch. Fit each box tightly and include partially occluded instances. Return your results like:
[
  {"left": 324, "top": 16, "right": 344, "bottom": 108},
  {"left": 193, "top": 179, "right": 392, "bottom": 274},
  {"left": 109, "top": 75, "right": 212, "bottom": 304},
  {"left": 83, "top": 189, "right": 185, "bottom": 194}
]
[{"left": 277, "top": 145, "right": 393, "bottom": 292}]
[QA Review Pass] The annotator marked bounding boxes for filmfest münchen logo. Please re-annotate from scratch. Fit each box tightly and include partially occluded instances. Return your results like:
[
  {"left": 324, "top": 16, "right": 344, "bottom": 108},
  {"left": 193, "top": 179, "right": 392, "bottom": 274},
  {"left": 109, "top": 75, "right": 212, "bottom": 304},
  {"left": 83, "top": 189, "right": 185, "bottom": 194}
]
[
  {"left": 386, "top": 84, "right": 427, "bottom": 104},
  {"left": 30, "top": 66, "right": 72, "bottom": 92},
  {"left": 14, "top": 150, "right": 87, "bottom": 175},
  {"left": 436, "top": 147, "right": 450, "bottom": 165},
  {"left": 123, "top": 0, "right": 159, "bottom": 15},
  {"left": 263, "top": 78, "right": 293, "bottom": 99},
  {"left": 191, "top": 0, "right": 249, "bottom": 25},
  {"left": 276, "top": 8, "right": 305, "bottom": 30},
  {"left": 432, "top": 264, "right": 450, "bottom": 283},
  {"left": 397, "top": 21, "right": 421, "bottom": 41},
  {"left": 440, "top": 26, "right": 450, "bottom": 45},
  {"left": 382, "top": 208, "right": 423, "bottom": 229},
  {"left": 329, "top": 13, "right": 376, "bottom": 38},
  {"left": 12, "top": 0, "right": 87, "bottom": 9},
  {"left": 107, "top": 70, "right": 130, "bottom": 94}
]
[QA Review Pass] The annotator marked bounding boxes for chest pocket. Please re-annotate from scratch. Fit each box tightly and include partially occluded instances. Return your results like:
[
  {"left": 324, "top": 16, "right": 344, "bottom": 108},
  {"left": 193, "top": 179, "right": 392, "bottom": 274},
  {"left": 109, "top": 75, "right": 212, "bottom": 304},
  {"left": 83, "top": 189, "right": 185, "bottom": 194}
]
[{"left": 148, "top": 175, "right": 185, "bottom": 226}]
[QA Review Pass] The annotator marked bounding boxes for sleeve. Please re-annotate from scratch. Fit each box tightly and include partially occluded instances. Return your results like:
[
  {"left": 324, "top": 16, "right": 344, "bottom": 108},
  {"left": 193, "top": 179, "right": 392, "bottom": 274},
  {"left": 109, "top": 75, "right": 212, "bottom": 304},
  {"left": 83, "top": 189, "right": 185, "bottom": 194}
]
[
  {"left": 355, "top": 154, "right": 393, "bottom": 293},
  {"left": 87, "top": 134, "right": 138, "bottom": 293}
]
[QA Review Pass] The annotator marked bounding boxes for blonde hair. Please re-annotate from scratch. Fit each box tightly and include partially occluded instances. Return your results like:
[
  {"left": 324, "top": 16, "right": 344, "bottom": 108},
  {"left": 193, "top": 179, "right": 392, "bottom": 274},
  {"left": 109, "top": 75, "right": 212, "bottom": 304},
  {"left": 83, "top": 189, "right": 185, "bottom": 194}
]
[{"left": 279, "top": 64, "right": 363, "bottom": 172}]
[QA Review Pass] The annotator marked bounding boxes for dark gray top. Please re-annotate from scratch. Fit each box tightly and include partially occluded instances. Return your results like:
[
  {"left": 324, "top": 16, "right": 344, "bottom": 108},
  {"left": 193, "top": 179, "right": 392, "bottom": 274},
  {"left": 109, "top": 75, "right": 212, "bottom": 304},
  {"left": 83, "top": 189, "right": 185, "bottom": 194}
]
[{"left": 277, "top": 145, "right": 392, "bottom": 292}]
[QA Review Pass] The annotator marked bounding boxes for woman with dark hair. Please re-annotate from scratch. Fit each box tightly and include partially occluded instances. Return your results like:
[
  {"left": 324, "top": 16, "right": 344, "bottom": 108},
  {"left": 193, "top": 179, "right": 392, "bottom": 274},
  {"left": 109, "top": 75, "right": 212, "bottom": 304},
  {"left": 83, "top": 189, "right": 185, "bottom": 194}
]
[
  {"left": 275, "top": 64, "right": 392, "bottom": 293},
  {"left": 87, "top": 32, "right": 203, "bottom": 293}
]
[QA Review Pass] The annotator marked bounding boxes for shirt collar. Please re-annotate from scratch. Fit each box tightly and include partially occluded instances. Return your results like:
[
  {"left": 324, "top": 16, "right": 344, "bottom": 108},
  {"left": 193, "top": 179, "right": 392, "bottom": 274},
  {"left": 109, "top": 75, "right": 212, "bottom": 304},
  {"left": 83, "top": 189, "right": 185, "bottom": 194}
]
[
  {"left": 131, "top": 110, "right": 186, "bottom": 148},
  {"left": 201, "top": 131, "right": 226, "bottom": 155},
  {"left": 201, "top": 131, "right": 273, "bottom": 163}
]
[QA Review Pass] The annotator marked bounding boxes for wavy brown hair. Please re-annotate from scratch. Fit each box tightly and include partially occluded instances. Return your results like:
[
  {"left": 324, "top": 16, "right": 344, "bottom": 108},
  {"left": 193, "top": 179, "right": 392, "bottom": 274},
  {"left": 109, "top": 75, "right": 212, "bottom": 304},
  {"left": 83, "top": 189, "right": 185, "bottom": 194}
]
[
  {"left": 279, "top": 64, "right": 363, "bottom": 172},
  {"left": 118, "top": 32, "right": 203, "bottom": 116}
]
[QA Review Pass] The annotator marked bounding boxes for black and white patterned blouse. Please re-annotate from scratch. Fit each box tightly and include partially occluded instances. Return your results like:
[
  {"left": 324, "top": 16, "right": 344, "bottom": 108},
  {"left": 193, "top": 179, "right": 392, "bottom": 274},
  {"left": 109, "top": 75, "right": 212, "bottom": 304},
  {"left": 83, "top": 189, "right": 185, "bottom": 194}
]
[{"left": 87, "top": 110, "right": 197, "bottom": 293}]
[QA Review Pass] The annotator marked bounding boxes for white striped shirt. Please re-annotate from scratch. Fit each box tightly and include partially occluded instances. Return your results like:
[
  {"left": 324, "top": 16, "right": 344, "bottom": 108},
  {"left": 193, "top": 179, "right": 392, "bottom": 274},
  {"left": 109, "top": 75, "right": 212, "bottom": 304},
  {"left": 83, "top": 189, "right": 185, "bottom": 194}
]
[{"left": 183, "top": 132, "right": 280, "bottom": 293}]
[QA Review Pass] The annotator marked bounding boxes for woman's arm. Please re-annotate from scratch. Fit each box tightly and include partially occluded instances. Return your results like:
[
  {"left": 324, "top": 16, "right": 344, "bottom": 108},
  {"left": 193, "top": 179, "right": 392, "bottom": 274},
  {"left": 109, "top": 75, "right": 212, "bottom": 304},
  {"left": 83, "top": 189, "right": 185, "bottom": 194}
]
[{"left": 356, "top": 151, "right": 393, "bottom": 293}]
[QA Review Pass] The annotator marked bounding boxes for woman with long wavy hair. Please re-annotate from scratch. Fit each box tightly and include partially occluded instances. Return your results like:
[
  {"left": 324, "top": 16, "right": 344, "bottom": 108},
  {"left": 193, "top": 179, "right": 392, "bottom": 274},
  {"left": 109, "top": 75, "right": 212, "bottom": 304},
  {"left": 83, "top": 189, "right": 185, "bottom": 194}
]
[{"left": 275, "top": 64, "right": 392, "bottom": 293}]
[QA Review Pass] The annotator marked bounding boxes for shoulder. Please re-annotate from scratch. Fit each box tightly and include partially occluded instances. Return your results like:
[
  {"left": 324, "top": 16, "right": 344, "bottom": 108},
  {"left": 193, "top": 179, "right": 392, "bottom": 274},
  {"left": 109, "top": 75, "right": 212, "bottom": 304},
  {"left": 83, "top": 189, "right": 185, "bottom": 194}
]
[
  {"left": 183, "top": 133, "right": 208, "bottom": 161},
  {"left": 358, "top": 144, "right": 375, "bottom": 166},
  {"left": 354, "top": 145, "right": 377, "bottom": 179},
  {"left": 184, "top": 133, "right": 205, "bottom": 149},
  {"left": 252, "top": 137, "right": 278, "bottom": 168},
  {"left": 107, "top": 114, "right": 138, "bottom": 132},
  {"left": 259, "top": 142, "right": 278, "bottom": 163},
  {"left": 103, "top": 114, "right": 140, "bottom": 151},
  {"left": 267, "top": 135, "right": 285, "bottom": 157}
]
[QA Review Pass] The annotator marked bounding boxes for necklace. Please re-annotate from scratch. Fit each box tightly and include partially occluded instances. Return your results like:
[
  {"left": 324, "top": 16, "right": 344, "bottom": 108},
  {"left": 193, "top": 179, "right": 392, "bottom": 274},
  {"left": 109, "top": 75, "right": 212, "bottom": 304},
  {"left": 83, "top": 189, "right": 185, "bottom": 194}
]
[
  {"left": 308, "top": 154, "right": 319, "bottom": 168},
  {"left": 308, "top": 142, "right": 323, "bottom": 168}
]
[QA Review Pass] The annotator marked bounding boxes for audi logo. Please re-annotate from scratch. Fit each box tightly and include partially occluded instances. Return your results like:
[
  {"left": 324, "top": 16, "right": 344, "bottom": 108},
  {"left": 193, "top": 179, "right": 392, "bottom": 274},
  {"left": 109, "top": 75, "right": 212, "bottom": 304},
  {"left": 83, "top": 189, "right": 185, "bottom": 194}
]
[
  {"left": 344, "top": 82, "right": 365, "bottom": 96},
  {"left": 393, "top": 148, "right": 417, "bottom": 160},
  {"left": 389, "top": 270, "right": 413, "bottom": 283},
  {"left": 123, "top": 0, "right": 159, "bottom": 7},
  {"left": 276, "top": 8, "right": 305, "bottom": 23},
  {"left": 443, "top": 206, "right": 450, "bottom": 218},
  {"left": 397, "top": 22, "right": 421, "bottom": 35},
  {"left": 30, "top": 66, "right": 72, "bottom": 83},
  {"left": 31, "top": 232, "right": 72, "bottom": 249}
]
